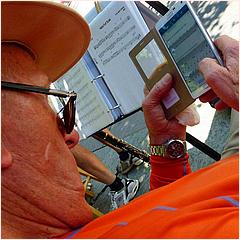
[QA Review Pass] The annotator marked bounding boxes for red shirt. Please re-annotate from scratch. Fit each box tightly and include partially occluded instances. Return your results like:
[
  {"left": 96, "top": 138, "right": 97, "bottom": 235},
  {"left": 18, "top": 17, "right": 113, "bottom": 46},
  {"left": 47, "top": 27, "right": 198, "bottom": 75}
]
[{"left": 61, "top": 153, "right": 239, "bottom": 238}]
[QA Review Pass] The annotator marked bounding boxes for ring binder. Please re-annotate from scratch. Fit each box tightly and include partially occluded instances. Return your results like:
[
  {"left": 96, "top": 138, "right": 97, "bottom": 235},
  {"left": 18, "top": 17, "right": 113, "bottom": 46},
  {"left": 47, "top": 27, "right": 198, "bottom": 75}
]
[
  {"left": 91, "top": 74, "right": 105, "bottom": 82},
  {"left": 53, "top": 1, "right": 155, "bottom": 139},
  {"left": 107, "top": 104, "right": 121, "bottom": 112}
]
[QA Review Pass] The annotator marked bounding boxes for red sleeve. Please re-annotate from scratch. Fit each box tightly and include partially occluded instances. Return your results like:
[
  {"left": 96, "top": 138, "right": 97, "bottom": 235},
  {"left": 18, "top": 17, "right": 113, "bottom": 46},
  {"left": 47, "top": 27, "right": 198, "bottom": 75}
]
[{"left": 150, "top": 153, "right": 191, "bottom": 190}]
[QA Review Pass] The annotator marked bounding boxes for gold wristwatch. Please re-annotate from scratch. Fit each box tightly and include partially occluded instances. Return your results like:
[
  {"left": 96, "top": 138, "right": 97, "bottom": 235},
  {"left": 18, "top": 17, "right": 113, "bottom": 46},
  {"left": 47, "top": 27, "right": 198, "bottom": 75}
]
[{"left": 150, "top": 139, "right": 187, "bottom": 159}]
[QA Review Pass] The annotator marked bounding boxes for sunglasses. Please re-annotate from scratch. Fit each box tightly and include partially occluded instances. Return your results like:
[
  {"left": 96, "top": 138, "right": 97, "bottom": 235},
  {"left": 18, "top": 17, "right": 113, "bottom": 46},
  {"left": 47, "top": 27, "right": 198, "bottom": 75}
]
[{"left": 1, "top": 81, "right": 77, "bottom": 134}]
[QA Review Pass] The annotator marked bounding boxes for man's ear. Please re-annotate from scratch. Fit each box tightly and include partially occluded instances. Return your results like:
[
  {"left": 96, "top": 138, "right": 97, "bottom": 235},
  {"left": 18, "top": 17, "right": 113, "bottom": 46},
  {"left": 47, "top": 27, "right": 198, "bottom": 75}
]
[
  {"left": 63, "top": 129, "right": 80, "bottom": 149},
  {"left": 1, "top": 142, "right": 13, "bottom": 169}
]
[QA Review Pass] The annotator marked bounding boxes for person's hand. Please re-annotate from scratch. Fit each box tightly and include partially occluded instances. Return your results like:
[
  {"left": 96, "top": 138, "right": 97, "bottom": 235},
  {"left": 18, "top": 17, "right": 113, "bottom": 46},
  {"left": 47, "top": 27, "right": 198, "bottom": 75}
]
[
  {"left": 142, "top": 73, "right": 186, "bottom": 145},
  {"left": 199, "top": 35, "right": 239, "bottom": 111}
]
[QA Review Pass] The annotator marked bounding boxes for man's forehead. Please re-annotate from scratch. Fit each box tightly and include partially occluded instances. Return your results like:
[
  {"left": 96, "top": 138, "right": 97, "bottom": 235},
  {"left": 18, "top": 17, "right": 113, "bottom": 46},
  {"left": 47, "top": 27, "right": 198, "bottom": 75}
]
[{"left": 2, "top": 43, "right": 49, "bottom": 87}]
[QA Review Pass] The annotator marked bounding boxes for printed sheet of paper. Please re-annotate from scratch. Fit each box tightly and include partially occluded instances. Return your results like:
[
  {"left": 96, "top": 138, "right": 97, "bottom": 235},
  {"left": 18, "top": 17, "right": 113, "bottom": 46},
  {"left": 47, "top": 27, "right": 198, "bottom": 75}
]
[
  {"left": 88, "top": 1, "right": 149, "bottom": 115},
  {"left": 54, "top": 61, "right": 114, "bottom": 139}
]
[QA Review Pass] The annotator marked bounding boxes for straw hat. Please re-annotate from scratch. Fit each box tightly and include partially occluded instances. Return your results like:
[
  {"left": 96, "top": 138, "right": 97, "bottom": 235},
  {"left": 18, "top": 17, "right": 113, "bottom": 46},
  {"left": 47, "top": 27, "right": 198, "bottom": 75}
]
[{"left": 1, "top": 1, "right": 91, "bottom": 82}]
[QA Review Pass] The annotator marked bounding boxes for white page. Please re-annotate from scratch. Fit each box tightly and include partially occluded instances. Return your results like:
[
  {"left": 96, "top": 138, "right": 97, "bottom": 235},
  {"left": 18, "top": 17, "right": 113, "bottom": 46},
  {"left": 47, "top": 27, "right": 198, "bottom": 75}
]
[
  {"left": 54, "top": 61, "right": 114, "bottom": 139},
  {"left": 88, "top": 1, "right": 149, "bottom": 115}
]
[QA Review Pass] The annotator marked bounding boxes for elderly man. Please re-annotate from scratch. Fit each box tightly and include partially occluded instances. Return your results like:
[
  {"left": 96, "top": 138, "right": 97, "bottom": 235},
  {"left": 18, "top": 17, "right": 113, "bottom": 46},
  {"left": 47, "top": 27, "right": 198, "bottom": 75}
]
[{"left": 1, "top": 1, "right": 238, "bottom": 238}]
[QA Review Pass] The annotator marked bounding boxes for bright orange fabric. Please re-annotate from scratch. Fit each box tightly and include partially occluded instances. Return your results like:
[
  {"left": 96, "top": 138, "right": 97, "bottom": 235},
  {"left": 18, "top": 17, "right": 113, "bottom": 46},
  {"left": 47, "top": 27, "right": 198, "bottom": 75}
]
[{"left": 61, "top": 154, "right": 239, "bottom": 239}]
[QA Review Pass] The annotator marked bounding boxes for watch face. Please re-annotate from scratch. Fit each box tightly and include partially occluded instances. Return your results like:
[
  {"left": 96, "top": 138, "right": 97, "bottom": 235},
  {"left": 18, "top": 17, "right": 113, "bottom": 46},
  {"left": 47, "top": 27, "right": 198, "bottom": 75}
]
[{"left": 166, "top": 140, "right": 185, "bottom": 158}]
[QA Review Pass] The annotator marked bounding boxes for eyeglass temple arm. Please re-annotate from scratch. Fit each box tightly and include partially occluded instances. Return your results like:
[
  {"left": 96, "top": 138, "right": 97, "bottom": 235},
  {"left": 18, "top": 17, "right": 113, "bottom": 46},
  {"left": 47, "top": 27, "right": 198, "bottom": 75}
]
[{"left": 1, "top": 81, "right": 76, "bottom": 98}]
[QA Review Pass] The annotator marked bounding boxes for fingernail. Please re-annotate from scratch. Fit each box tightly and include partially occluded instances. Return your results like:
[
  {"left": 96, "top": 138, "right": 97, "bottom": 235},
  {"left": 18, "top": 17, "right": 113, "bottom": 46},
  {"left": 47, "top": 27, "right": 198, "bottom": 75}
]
[{"left": 162, "top": 73, "right": 172, "bottom": 84}]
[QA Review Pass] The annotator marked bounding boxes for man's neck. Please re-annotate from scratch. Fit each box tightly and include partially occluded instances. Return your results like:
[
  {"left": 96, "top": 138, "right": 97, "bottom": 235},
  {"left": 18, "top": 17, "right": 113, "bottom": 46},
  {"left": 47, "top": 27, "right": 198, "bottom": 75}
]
[
  {"left": 1, "top": 180, "right": 93, "bottom": 238},
  {"left": 1, "top": 188, "right": 71, "bottom": 238},
  {"left": 2, "top": 207, "right": 70, "bottom": 238}
]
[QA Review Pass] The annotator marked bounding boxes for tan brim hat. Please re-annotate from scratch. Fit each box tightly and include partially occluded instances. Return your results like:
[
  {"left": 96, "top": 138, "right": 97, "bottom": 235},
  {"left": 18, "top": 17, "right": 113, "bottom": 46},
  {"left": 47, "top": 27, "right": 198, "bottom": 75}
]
[{"left": 1, "top": 1, "right": 91, "bottom": 83}]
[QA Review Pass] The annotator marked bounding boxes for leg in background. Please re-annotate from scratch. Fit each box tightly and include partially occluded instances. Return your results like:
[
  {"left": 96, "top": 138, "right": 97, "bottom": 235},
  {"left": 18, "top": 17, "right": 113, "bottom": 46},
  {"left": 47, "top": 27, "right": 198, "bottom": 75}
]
[{"left": 221, "top": 109, "right": 239, "bottom": 159}]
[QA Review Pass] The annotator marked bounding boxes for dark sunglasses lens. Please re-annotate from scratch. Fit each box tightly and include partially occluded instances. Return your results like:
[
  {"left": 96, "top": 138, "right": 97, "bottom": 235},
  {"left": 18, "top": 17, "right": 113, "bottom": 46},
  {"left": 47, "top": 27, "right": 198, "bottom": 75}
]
[{"left": 63, "top": 98, "right": 76, "bottom": 134}]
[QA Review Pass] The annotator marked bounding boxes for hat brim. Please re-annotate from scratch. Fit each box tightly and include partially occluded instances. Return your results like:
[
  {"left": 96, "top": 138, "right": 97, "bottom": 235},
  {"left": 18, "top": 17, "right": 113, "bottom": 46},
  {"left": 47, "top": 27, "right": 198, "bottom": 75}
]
[{"left": 2, "top": 1, "right": 91, "bottom": 83}]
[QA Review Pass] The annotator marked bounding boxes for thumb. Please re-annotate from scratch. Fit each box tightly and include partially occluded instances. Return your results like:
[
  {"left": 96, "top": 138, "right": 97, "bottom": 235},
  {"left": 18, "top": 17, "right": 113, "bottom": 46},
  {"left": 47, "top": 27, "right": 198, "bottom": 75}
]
[
  {"left": 199, "top": 58, "right": 238, "bottom": 110},
  {"left": 199, "top": 58, "right": 230, "bottom": 94},
  {"left": 145, "top": 73, "right": 173, "bottom": 105}
]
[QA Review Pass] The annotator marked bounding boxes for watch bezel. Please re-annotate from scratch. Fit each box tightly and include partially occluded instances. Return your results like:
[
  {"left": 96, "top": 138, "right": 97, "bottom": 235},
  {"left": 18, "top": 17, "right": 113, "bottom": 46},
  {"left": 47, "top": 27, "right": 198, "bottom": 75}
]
[{"left": 166, "top": 139, "right": 186, "bottom": 159}]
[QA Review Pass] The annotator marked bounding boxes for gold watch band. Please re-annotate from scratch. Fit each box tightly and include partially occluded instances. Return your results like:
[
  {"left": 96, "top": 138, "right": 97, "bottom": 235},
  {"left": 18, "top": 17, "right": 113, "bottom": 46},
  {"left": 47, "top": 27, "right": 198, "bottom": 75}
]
[
  {"left": 150, "top": 140, "right": 187, "bottom": 158},
  {"left": 150, "top": 145, "right": 166, "bottom": 156}
]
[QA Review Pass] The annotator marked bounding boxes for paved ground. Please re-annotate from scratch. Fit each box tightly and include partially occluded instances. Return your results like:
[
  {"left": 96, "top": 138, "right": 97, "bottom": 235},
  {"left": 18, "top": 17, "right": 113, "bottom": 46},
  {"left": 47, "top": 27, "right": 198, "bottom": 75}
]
[{"left": 79, "top": 1, "right": 239, "bottom": 214}]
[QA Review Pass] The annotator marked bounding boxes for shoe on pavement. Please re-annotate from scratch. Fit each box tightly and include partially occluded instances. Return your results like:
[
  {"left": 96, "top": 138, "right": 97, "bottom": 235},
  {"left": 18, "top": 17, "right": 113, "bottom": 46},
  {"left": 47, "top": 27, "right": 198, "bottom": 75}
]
[
  {"left": 118, "top": 151, "right": 143, "bottom": 174},
  {"left": 109, "top": 178, "right": 140, "bottom": 210}
]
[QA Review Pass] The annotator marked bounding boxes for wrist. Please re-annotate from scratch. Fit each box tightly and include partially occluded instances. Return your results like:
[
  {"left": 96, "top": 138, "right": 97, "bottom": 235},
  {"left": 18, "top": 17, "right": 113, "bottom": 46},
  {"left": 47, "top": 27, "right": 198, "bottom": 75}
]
[
  {"left": 149, "top": 134, "right": 186, "bottom": 145},
  {"left": 150, "top": 139, "right": 187, "bottom": 159},
  {"left": 151, "top": 152, "right": 189, "bottom": 161}
]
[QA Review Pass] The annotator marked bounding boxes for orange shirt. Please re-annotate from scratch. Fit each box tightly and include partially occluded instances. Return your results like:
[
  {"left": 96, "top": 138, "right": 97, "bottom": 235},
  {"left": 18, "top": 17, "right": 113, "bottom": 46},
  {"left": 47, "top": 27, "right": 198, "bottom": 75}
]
[{"left": 62, "top": 154, "right": 239, "bottom": 238}]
